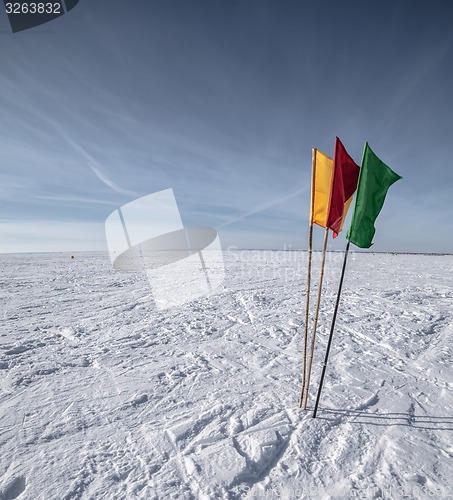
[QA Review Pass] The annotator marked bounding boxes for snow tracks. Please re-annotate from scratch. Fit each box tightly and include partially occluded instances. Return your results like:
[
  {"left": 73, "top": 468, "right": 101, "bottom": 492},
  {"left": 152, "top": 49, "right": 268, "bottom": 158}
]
[{"left": 1, "top": 252, "right": 453, "bottom": 498}]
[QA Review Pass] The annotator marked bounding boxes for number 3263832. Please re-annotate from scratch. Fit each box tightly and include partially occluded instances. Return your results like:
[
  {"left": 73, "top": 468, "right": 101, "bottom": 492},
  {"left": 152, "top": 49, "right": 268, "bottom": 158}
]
[{"left": 5, "top": 3, "right": 62, "bottom": 14}]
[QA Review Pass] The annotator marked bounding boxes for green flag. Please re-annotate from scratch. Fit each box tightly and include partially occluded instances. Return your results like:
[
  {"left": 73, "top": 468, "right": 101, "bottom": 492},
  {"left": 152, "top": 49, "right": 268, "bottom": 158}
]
[{"left": 346, "top": 143, "right": 402, "bottom": 248}]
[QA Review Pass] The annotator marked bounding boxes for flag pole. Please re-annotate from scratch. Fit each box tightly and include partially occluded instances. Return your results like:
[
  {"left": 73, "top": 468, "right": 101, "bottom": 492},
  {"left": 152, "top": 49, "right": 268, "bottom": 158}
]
[
  {"left": 303, "top": 226, "right": 329, "bottom": 409},
  {"left": 312, "top": 240, "right": 350, "bottom": 418},
  {"left": 298, "top": 149, "right": 316, "bottom": 408}
]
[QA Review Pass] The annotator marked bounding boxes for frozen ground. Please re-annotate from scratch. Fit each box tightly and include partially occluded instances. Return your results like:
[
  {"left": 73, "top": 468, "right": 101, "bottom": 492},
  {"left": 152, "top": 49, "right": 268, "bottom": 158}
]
[{"left": 1, "top": 250, "right": 452, "bottom": 499}]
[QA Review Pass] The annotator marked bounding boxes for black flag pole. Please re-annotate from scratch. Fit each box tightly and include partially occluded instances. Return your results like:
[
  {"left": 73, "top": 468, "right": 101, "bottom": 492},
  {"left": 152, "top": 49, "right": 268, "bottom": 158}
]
[{"left": 312, "top": 240, "right": 351, "bottom": 418}]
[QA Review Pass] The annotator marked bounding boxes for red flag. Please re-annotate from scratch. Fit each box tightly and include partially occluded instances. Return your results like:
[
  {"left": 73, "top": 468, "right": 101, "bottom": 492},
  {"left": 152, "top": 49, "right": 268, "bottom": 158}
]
[{"left": 326, "top": 137, "right": 360, "bottom": 238}]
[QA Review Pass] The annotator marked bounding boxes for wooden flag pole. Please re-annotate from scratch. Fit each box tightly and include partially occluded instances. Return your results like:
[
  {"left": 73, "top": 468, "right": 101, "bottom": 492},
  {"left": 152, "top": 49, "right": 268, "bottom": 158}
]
[
  {"left": 298, "top": 222, "right": 313, "bottom": 407},
  {"left": 312, "top": 240, "right": 350, "bottom": 418},
  {"left": 298, "top": 149, "right": 316, "bottom": 408},
  {"left": 303, "top": 226, "right": 329, "bottom": 409}
]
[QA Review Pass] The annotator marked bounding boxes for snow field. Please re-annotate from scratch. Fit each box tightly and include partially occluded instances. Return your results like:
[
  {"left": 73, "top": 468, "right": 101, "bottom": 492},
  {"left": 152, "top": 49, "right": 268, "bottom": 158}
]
[{"left": 1, "top": 251, "right": 452, "bottom": 499}]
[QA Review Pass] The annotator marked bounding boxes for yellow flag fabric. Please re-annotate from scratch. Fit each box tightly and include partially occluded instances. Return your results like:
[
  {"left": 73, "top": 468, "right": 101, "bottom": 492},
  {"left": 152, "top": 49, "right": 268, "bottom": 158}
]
[
  {"left": 310, "top": 149, "right": 333, "bottom": 228},
  {"left": 338, "top": 195, "right": 353, "bottom": 232}
]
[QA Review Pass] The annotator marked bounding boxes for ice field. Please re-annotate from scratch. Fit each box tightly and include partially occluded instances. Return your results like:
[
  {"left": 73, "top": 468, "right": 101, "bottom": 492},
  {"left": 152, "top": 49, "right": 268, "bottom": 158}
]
[{"left": 1, "top": 251, "right": 452, "bottom": 499}]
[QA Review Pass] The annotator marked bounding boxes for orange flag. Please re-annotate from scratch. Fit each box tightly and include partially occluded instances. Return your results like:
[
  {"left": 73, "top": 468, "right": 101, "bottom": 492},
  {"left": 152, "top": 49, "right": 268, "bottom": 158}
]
[{"left": 310, "top": 148, "right": 333, "bottom": 228}]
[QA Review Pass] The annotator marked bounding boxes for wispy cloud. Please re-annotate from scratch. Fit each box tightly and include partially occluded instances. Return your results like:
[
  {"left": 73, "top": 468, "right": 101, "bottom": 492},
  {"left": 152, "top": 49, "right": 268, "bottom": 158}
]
[
  {"left": 34, "top": 194, "right": 119, "bottom": 206},
  {"left": 1, "top": 1, "right": 451, "bottom": 253},
  {"left": 217, "top": 186, "right": 308, "bottom": 229},
  {"left": 51, "top": 126, "right": 139, "bottom": 197}
]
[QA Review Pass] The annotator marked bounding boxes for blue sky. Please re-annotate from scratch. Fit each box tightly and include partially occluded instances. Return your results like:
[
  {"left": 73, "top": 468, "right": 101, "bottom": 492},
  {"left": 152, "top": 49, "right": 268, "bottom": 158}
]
[{"left": 1, "top": 0, "right": 452, "bottom": 253}]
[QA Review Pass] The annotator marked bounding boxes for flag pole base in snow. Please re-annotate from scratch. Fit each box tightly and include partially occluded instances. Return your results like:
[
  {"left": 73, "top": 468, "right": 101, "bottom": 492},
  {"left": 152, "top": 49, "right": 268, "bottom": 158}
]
[{"left": 312, "top": 240, "right": 350, "bottom": 418}]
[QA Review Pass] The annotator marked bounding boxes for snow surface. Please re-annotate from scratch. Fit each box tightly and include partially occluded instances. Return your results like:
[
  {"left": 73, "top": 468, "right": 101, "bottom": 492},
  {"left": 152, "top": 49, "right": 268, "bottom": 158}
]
[{"left": 1, "top": 251, "right": 452, "bottom": 499}]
